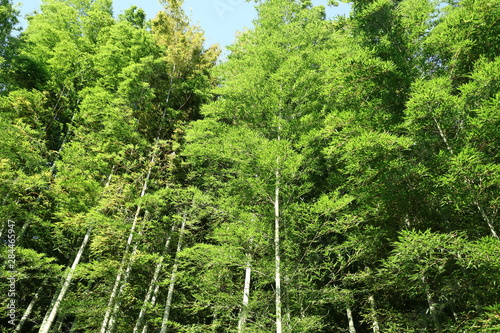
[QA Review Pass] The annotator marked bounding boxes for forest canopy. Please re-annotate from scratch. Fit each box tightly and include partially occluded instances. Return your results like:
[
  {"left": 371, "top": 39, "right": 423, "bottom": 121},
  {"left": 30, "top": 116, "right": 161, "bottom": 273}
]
[{"left": 1, "top": 0, "right": 500, "bottom": 332}]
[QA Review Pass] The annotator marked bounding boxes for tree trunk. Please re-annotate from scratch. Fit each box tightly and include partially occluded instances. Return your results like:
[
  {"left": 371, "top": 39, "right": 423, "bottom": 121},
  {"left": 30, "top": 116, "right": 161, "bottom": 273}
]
[
  {"left": 475, "top": 201, "right": 498, "bottom": 239},
  {"left": 140, "top": 282, "right": 162, "bottom": 333},
  {"left": 274, "top": 160, "right": 282, "bottom": 333},
  {"left": 159, "top": 211, "right": 187, "bottom": 333},
  {"left": 39, "top": 169, "right": 114, "bottom": 333},
  {"left": 15, "top": 280, "right": 45, "bottom": 333},
  {"left": 107, "top": 209, "right": 151, "bottom": 333},
  {"left": 100, "top": 156, "right": 155, "bottom": 333},
  {"left": 433, "top": 117, "right": 454, "bottom": 155},
  {"left": 238, "top": 253, "right": 252, "bottom": 333},
  {"left": 133, "top": 224, "right": 176, "bottom": 333},
  {"left": 434, "top": 117, "right": 497, "bottom": 238},
  {"left": 38, "top": 225, "right": 93, "bottom": 333},
  {"left": 368, "top": 295, "right": 380, "bottom": 333},
  {"left": 53, "top": 314, "right": 64, "bottom": 333},
  {"left": 422, "top": 276, "right": 441, "bottom": 333},
  {"left": 137, "top": 68, "right": 177, "bottom": 333},
  {"left": 141, "top": 281, "right": 161, "bottom": 333},
  {"left": 346, "top": 306, "right": 356, "bottom": 333}
]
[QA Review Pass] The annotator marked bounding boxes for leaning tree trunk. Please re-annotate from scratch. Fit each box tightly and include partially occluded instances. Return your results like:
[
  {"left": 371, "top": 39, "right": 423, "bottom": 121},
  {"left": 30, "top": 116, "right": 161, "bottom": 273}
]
[
  {"left": 159, "top": 212, "right": 187, "bottom": 333},
  {"left": 15, "top": 279, "right": 46, "bottom": 333},
  {"left": 475, "top": 201, "right": 498, "bottom": 239},
  {"left": 422, "top": 276, "right": 441, "bottom": 333},
  {"left": 38, "top": 226, "right": 94, "bottom": 333},
  {"left": 433, "top": 117, "right": 498, "bottom": 238},
  {"left": 238, "top": 253, "right": 252, "bottom": 332},
  {"left": 346, "top": 306, "right": 356, "bottom": 333},
  {"left": 38, "top": 170, "right": 114, "bottom": 333},
  {"left": 100, "top": 154, "right": 155, "bottom": 333},
  {"left": 140, "top": 263, "right": 165, "bottom": 333},
  {"left": 274, "top": 129, "right": 283, "bottom": 333},
  {"left": 368, "top": 295, "right": 380, "bottom": 333},
  {"left": 133, "top": 224, "right": 176, "bottom": 333},
  {"left": 106, "top": 211, "right": 150, "bottom": 333},
  {"left": 101, "top": 66, "right": 174, "bottom": 329}
]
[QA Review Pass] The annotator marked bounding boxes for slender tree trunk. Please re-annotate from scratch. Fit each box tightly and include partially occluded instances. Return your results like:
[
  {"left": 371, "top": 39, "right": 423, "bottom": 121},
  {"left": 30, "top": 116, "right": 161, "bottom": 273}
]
[
  {"left": 275, "top": 160, "right": 282, "bottom": 333},
  {"left": 100, "top": 156, "right": 155, "bottom": 333},
  {"left": 133, "top": 224, "right": 176, "bottom": 333},
  {"left": 15, "top": 280, "right": 46, "bottom": 333},
  {"left": 238, "top": 253, "right": 252, "bottom": 333},
  {"left": 137, "top": 67, "right": 177, "bottom": 333},
  {"left": 106, "top": 229, "right": 138, "bottom": 332},
  {"left": 434, "top": 117, "right": 498, "bottom": 238},
  {"left": 475, "top": 201, "right": 498, "bottom": 239},
  {"left": 140, "top": 281, "right": 162, "bottom": 333},
  {"left": 53, "top": 315, "right": 64, "bottom": 332},
  {"left": 422, "top": 276, "right": 441, "bottom": 333},
  {"left": 106, "top": 65, "right": 174, "bottom": 332},
  {"left": 141, "top": 279, "right": 162, "bottom": 333},
  {"left": 16, "top": 219, "right": 31, "bottom": 241},
  {"left": 433, "top": 117, "right": 454, "bottom": 155},
  {"left": 39, "top": 169, "right": 114, "bottom": 333},
  {"left": 368, "top": 295, "right": 380, "bottom": 333},
  {"left": 159, "top": 212, "right": 187, "bottom": 333},
  {"left": 107, "top": 209, "right": 151, "bottom": 333},
  {"left": 69, "top": 318, "right": 79, "bottom": 333},
  {"left": 346, "top": 306, "right": 356, "bottom": 333},
  {"left": 38, "top": 225, "right": 94, "bottom": 333}
]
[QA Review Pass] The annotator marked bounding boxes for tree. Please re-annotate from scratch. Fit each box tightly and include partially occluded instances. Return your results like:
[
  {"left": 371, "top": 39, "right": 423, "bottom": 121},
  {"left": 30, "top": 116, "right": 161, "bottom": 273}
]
[
  {"left": 0, "top": 0, "right": 18, "bottom": 51},
  {"left": 181, "top": 1, "right": 343, "bottom": 331},
  {"left": 0, "top": 0, "right": 19, "bottom": 91}
]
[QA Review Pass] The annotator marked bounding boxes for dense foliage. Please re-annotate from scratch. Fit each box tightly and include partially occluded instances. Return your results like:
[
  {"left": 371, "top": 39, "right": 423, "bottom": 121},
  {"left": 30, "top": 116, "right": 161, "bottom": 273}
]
[{"left": 1, "top": 0, "right": 499, "bottom": 332}]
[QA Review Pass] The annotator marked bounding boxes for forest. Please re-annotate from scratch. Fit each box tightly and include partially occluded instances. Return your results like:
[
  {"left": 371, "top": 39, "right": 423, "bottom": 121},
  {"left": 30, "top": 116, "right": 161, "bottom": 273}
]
[{"left": 1, "top": 0, "right": 500, "bottom": 331}]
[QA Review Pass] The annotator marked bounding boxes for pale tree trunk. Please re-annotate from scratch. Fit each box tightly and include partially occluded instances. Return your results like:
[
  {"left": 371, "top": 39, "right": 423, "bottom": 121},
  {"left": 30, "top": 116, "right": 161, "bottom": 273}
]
[
  {"left": 15, "top": 279, "right": 46, "bottom": 333},
  {"left": 38, "top": 225, "right": 94, "bottom": 333},
  {"left": 274, "top": 159, "right": 282, "bottom": 333},
  {"left": 475, "top": 201, "right": 498, "bottom": 239},
  {"left": 100, "top": 155, "right": 155, "bottom": 333},
  {"left": 133, "top": 224, "right": 176, "bottom": 333},
  {"left": 273, "top": 109, "right": 283, "bottom": 333},
  {"left": 102, "top": 80, "right": 175, "bottom": 328},
  {"left": 138, "top": 72, "right": 177, "bottom": 333},
  {"left": 159, "top": 212, "right": 187, "bottom": 333},
  {"left": 53, "top": 315, "right": 64, "bottom": 332},
  {"left": 422, "top": 276, "right": 441, "bottom": 333},
  {"left": 16, "top": 219, "right": 31, "bottom": 241},
  {"left": 433, "top": 117, "right": 454, "bottom": 155},
  {"left": 434, "top": 117, "right": 498, "bottom": 238},
  {"left": 140, "top": 281, "right": 162, "bottom": 333},
  {"left": 368, "top": 295, "right": 380, "bottom": 333},
  {"left": 39, "top": 169, "right": 114, "bottom": 333},
  {"left": 346, "top": 306, "right": 356, "bottom": 333},
  {"left": 106, "top": 211, "right": 150, "bottom": 333},
  {"left": 69, "top": 318, "right": 79, "bottom": 333},
  {"left": 238, "top": 253, "right": 252, "bottom": 333}
]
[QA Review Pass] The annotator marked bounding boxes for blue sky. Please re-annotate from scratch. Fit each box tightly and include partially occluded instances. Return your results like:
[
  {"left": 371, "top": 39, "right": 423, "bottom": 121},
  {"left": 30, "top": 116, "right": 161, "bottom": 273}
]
[{"left": 17, "top": 0, "right": 350, "bottom": 55}]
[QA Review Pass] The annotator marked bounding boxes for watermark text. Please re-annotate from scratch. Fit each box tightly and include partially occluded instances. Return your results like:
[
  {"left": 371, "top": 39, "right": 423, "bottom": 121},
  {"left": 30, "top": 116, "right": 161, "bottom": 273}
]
[
  {"left": 6, "top": 220, "right": 16, "bottom": 326},
  {"left": 213, "top": 0, "right": 245, "bottom": 20}
]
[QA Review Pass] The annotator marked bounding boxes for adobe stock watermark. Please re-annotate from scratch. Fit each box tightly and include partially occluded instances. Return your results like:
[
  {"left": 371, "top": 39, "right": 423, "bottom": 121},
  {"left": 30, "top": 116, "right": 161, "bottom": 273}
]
[
  {"left": 213, "top": 0, "right": 245, "bottom": 21},
  {"left": 5, "top": 220, "right": 17, "bottom": 326}
]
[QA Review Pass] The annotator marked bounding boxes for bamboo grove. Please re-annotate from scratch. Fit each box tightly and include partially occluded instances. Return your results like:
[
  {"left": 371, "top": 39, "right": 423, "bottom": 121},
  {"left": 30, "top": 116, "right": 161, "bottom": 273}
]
[{"left": 1, "top": 0, "right": 500, "bottom": 331}]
